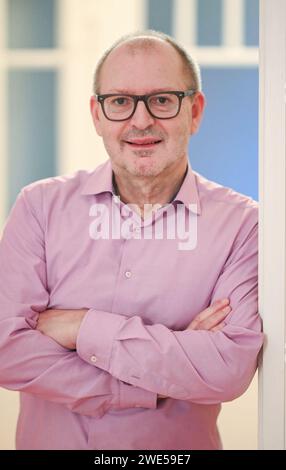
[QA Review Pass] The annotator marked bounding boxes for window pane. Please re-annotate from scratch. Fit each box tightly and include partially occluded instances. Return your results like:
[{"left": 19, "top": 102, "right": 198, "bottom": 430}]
[
  {"left": 197, "top": 0, "right": 222, "bottom": 46},
  {"left": 244, "top": 0, "right": 259, "bottom": 47},
  {"left": 147, "top": 0, "right": 174, "bottom": 35},
  {"left": 189, "top": 68, "right": 258, "bottom": 200},
  {"left": 7, "top": 0, "right": 56, "bottom": 49},
  {"left": 8, "top": 70, "right": 57, "bottom": 209}
]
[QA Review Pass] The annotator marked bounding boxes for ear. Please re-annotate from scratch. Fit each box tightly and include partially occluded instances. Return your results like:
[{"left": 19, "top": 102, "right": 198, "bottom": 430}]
[
  {"left": 90, "top": 95, "right": 103, "bottom": 137},
  {"left": 190, "top": 92, "right": 206, "bottom": 135}
]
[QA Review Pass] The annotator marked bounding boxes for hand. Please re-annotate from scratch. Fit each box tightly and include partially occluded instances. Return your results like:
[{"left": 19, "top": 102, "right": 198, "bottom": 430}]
[
  {"left": 157, "top": 299, "right": 231, "bottom": 400},
  {"left": 187, "top": 298, "right": 231, "bottom": 332},
  {"left": 36, "top": 308, "right": 88, "bottom": 350}
]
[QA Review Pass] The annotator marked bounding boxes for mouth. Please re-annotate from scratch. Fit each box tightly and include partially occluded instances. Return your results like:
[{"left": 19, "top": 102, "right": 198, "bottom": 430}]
[{"left": 123, "top": 138, "right": 162, "bottom": 149}]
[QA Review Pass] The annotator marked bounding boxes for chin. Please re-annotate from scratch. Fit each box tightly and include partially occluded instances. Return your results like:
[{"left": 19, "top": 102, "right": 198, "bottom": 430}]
[
  {"left": 129, "top": 159, "right": 165, "bottom": 177},
  {"left": 113, "top": 151, "right": 170, "bottom": 178},
  {"left": 132, "top": 168, "right": 160, "bottom": 177}
]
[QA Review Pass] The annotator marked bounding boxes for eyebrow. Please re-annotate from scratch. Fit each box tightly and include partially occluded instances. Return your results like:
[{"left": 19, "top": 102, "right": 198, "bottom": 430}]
[{"left": 105, "top": 88, "right": 179, "bottom": 94}]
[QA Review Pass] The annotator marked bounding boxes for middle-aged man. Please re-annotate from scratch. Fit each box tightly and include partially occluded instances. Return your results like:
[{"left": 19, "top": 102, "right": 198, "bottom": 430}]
[{"left": 0, "top": 31, "right": 263, "bottom": 450}]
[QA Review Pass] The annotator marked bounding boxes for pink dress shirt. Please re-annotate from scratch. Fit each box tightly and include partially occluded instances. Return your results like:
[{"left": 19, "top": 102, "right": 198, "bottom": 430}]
[{"left": 0, "top": 160, "right": 263, "bottom": 450}]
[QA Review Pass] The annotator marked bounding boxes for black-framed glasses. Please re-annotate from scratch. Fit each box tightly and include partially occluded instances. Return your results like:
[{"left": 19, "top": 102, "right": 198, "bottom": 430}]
[{"left": 96, "top": 89, "right": 197, "bottom": 121}]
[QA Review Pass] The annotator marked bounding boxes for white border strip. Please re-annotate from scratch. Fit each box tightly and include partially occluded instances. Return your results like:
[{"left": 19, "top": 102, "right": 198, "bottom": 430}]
[
  {"left": 188, "top": 47, "right": 258, "bottom": 66},
  {"left": 0, "top": 50, "right": 66, "bottom": 67},
  {"left": 173, "top": 0, "right": 197, "bottom": 47},
  {"left": 0, "top": 47, "right": 259, "bottom": 68},
  {"left": 258, "top": 0, "right": 286, "bottom": 450},
  {"left": 0, "top": 0, "right": 8, "bottom": 231},
  {"left": 223, "top": 0, "right": 244, "bottom": 47}
]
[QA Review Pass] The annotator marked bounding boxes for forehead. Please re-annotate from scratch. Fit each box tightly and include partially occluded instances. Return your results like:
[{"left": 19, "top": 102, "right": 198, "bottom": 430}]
[{"left": 99, "top": 40, "right": 186, "bottom": 93}]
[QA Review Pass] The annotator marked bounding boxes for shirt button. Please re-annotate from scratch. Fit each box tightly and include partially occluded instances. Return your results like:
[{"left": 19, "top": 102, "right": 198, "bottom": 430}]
[
  {"left": 90, "top": 355, "right": 97, "bottom": 363},
  {"left": 125, "top": 271, "right": 132, "bottom": 279}
]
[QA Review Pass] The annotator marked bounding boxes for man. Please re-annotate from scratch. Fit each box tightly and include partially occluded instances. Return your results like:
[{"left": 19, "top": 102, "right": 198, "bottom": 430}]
[{"left": 0, "top": 31, "right": 263, "bottom": 450}]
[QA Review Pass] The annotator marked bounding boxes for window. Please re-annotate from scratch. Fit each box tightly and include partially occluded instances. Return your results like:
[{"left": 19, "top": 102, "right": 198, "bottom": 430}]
[
  {"left": 1, "top": 0, "right": 57, "bottom": 213},
  {"left": 147, "top": 0, "right": 259, "bottom": 199}
]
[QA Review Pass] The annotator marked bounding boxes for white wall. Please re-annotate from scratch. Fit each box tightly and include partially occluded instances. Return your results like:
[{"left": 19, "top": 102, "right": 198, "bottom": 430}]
[{"left": 258, "top": 0, "right": 286, "bottom": 450}]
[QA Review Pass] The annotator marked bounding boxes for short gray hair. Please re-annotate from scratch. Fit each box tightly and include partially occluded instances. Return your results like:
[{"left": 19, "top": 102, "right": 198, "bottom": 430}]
[{"left": 93, "top": 30, "right": 202, "bottom": 94}]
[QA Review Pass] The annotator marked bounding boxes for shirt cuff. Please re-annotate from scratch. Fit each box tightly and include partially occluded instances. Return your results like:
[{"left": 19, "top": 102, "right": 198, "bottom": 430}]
[
  {"left": 76, "top": 309, "right": 125, "bottom": 371},
  {"left": 119, "top": 381, "right": 157, "bottom": 410},
  {"left": 76, "top": 309, "right": 157, "bottom": 410}
]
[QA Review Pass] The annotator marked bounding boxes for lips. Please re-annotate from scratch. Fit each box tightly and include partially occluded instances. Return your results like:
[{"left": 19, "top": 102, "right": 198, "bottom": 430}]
[{"left": 124, "top": 138, "right": 162, "bottom": 147}]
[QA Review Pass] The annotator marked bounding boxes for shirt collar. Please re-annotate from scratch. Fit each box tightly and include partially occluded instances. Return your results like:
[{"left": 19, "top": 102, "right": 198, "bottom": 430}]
[
  {"left": 81, "top": 159, "right": 201, "bottom": 215},
  {"left": 172, "top": 162, "right": 201, "bottom": 215},
  {"left": 81, "top": 160, "right": 114, "bottom": 196}
]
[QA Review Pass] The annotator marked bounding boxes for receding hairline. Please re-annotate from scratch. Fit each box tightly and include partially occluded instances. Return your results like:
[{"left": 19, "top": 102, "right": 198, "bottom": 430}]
[
  {"left": 99, "top": 37, "right": 185, "bottom": 84},
  {"left": 93, "top": 31, "right": 202, "bottom": 94},
  {"left": 108, "top": 36, "right": 171, "bottom": 54}
]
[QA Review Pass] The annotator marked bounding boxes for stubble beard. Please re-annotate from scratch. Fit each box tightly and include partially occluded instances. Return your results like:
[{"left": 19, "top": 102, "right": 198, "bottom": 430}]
[{"left": 125, "top": 149, "right": 164, "bottom": 177}]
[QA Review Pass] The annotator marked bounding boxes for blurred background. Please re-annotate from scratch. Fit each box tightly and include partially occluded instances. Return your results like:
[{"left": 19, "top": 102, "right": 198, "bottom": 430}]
[{"left": 0, "top": 0, "right": 259, "bottom": 450}]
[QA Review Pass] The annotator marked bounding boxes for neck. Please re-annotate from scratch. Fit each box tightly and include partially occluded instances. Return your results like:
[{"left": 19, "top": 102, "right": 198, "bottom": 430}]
[{"left": 112, "top": 157, "right": 188, "bottom": 217}]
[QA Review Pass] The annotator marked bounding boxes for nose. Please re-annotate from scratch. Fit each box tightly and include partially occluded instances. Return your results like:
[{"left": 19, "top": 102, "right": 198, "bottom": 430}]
[{"left": 129, "top": 100, "right": 155, "bottom": 129}]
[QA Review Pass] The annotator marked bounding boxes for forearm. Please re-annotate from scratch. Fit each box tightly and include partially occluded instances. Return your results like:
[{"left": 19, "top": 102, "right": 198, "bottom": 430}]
[
  {"left": 0, "top": 188, "right": 156, "bottom": 417},
  {"left": 77, "top": 213, "right": 263, "bottom": 404},
  {"left": 0, "top": 312, "right": 156, "bottom": 417},
  {"left": 77, "top": 307, "right": 263, "bottom": 403}
]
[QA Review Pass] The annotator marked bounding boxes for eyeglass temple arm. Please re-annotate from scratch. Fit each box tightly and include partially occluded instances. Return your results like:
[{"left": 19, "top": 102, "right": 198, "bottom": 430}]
[{"left": 184, "top": 89, "right": 197, "bottom": 97}]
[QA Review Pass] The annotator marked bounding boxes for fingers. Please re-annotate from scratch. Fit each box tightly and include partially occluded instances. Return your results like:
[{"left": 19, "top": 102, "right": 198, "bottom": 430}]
[
  {"left": 210, "top": 321, "right": 226, "bottom": 332},
  {"left": 187, "top": 298, "right": 230, "bottom": 330},
  {"left": 194, "top": 306, "right": 230, "bottom": 331}
]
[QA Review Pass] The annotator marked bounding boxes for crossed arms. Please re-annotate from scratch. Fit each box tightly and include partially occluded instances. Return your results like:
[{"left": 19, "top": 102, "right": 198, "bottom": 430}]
[
  {"left": 0, "top": 188, "right": 263, "bottom": 417},
  {"left": 36, "top": 299, "right": 230, "bottom": 351}
]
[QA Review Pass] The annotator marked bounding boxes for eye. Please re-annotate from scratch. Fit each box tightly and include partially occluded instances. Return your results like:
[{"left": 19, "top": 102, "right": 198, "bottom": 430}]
[
  {"left": 111, "top": 96, "right": 130, "bottom": 106},
  {"left": 149, "top": 95, "right": 173, "bottom": 107},
  {"left": 157, "top": 96, "right": 169, "bottom": 104}
]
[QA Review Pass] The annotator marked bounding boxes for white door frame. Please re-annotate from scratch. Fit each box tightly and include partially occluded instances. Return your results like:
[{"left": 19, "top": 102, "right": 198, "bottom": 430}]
[{"left": 258, "top": 0, "right": 286, "bottom": 450}]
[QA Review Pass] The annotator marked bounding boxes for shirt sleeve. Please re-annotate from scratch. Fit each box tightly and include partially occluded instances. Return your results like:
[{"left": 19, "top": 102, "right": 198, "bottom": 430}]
[
  {"left": 0, "top": 188, "right": 157, "bottom": 418},
  {"left": 77, "top": 211, "right": 264, "bottom": 404}
]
